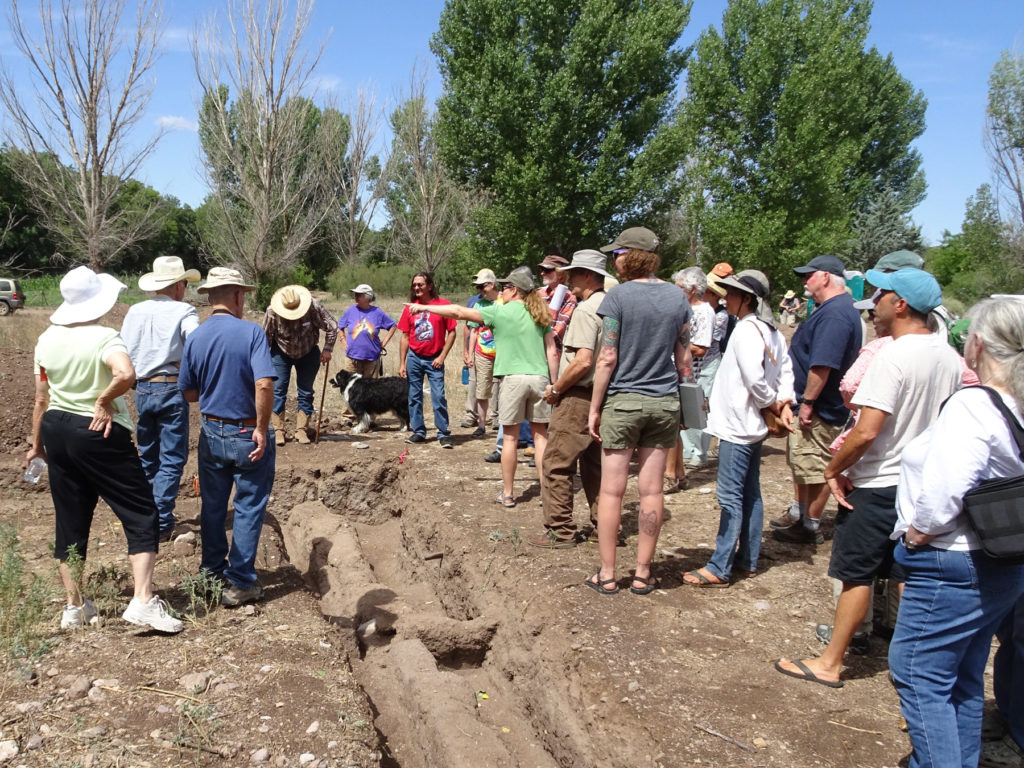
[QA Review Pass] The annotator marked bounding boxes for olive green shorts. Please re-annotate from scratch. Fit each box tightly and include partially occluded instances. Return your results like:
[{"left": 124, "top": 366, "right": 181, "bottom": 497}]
[
  {"left": 599, "top": 392, "right": 680, "bottom": 450},
  {"left": 786, "top": 414, "right": 845, "bottom": 484}
]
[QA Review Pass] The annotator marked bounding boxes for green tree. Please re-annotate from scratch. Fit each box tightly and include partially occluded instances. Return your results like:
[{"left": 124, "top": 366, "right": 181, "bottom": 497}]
[
  {"left": 986, "top": 50, "right": 1024, "bottom": 224},
  {"left": 385, "top": 75, "right": 477, "bottom": 273},
  {"left": 845, "top": 186, "right": 923, "bottom": 272},
  {"left": 431, "top": 0, "right": 691, "bottom": 270},
  {"left": 682, "top": 0, "right": 926, "bottom": 288}
]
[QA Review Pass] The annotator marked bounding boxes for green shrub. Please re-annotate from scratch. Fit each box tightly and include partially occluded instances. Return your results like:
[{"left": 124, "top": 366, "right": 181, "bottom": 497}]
[{"left": 0, "top": 524, "right": 55, "bottom": 664}]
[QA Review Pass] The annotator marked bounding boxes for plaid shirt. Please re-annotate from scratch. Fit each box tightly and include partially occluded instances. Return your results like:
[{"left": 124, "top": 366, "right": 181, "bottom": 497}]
[
  {"left": 538, "top": 284, "right": 577, "bottom": 347},
  {"left": 262, "top": 299, "right": 338, "bottom": 359}
]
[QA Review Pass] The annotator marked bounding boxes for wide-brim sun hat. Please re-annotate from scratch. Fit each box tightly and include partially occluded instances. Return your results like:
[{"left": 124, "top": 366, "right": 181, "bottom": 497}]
[
  {"left": 270, "top": 284, "right": 313, "bottom": 320},
  {"left": 558, "top": 249, "right": 612, "bottom": 279},
  {"left": 717, "top": 269, "right": 775, "bottom": 327},
  {"left": 497, "top": 266, "right": 536, "bottom": 293},
  {"left": 784, "top": 290, "right": 796, "bottom": 299},
  {"left": 50, "top": 266, "right": 127, "bottom": 326},
  {"left": 197, "top": 267, "right": 256, "bottom": 294},
  {"left": 705, "top": 272, "right": 727, "bottom": 298},
  {"left": 350, "top": 283, "right": 376, "bottom": 301},
  {"left": 138, "top": 256, "right": 201, "bottom": 292}
]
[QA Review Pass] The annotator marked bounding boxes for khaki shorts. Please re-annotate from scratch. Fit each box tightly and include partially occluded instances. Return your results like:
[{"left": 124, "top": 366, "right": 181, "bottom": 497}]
[
  {"left": 345, "top": 357, "right": 379, "bottom": 378},
  {"left": 474, "top": 352, "right": 496, "bottom": 400},
  {"left": 787, "top": 414, "right": 844, "bottom": 484},
  {"left": 599, "top": 392, "right": 679, "bottom": 450},
  {"left": 497, "top": 374, "right": 551, "bottom": 425}
]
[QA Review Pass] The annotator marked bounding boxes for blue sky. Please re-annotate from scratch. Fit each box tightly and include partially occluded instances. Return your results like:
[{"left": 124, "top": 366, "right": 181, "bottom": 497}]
[{"left": 4, "top": 0, "right": 1024, "bottom": 245}]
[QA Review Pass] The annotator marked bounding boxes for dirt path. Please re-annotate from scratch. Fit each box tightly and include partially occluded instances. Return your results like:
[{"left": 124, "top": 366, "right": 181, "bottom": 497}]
[{"left": 0, "top": 320, "right": 914, "bottom": 767}]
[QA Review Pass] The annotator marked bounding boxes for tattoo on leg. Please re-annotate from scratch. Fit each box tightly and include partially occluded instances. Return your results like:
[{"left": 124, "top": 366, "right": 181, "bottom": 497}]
[{"left": 638, "top": 508, "right": 659, "bottom": 537}]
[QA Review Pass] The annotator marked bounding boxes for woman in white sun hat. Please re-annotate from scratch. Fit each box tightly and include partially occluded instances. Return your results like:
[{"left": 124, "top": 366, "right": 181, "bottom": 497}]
[{"left": 27, "top": 266, "right": 182, "bottom": 634}]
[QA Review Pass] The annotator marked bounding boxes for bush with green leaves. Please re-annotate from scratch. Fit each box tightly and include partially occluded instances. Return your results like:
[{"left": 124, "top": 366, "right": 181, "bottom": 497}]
[{"left": 0, "top": 523, "right": 55, "bottom": 663}]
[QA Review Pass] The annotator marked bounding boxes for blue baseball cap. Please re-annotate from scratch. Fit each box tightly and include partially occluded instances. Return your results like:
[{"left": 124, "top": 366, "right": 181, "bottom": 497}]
[{"left": 865, "top": 268, "right": 943, "bottom": 314}]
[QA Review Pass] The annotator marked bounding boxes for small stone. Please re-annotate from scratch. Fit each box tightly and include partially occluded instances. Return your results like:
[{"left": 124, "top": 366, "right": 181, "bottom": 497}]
[
  {"left": 258, "top": 725, "right": 270, "bottom": 733},
  {"left": 68, "top": 676, "right": 92, "bottom": 699},
  {"left": 214, "top": 682, "right": 240, "bottom": 694},
  {"left": 0, "top": 739, "right": 19, "bottom": 762},
  {"left": 251, "top": 747, "right": 270, "bottom": 763},
  {"left": 627, "top": 681, "right": 640, "bottom": 692},
  {"left": 299, "top": 754, "right": 315, "bottom": 765},
  {"left": 275, "top": 757, "right": 288, "bottom": 767},
  {"left": 274, "top": 625, "right": 290, "bottom": 632},
  {"left": 352, "top": 442, "right": 369, "bottom": 449},
  {"left": 80, "top": 726, "right": 106, "bottom": 739},
  {"left": 179, "top": 671, "right": 213, "bottom": 693},
  {"left": 93, "top": 678, "right": 119, "bottom": 688},
  {"left": 15, "top": 702, "right": 42, "bottom": 714},
  {"left": 327, "top": 741, "right": 337, "bottom": 749},
  {"left": 174, "top": 531, "right": 197, "bottom": 544},
  {"left": 87, "top": 687, "right": 105, "bottom": 702},
  {"left": 156, "top": 705, "right": 171, "bottom": 714},
  {"left": 26, "top": 735, "right": 43, "bottom": 751},
  {"left": 305, "top": 721, "right": 319, "bottom": 734},
  {"left": 357, "top": 619, "right": 377, "bottom": 639},
  {"left": 753, "top": 601, "right": 771, "bottom": 611},
  {"left": 752, "top": 737, "right": 767, "bottom": 749},
  {"left": 46, "top": 668, "right": 58, "bottom": 678},
  {"left": 243, "top": 605, "right": 257, "bottom": 616},
  {"left": 173, "top": 538, "right": 197, "bottom": 557},
  {"left": 259, "top": 665, "right": 274, "bottom": 674},
  {"left": 37, "top": 726, "right": 51, "bottom": 737}
]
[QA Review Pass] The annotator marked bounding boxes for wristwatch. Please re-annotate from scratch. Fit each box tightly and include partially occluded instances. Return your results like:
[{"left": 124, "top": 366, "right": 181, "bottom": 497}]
[
  {"left": 550, "top": 387, "right": 560, "bottom": 397},
  {"left": 801, "top": 399, "right": 816, "bottom": 407}
]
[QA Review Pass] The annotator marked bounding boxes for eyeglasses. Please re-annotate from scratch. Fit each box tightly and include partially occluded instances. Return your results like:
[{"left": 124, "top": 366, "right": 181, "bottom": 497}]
[{"left": 539, "top": 267, "right": 555, "bottom": 273}]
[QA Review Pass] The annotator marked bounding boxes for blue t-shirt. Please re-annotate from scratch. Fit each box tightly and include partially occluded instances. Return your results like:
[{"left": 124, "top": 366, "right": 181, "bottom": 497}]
[
  {"left": 339, "top": 305, "right": 396, "bottom": 361},
  {"left": 598, "top": 280, "right": 691, "bottom": 398},
  {"left": 788, "top": 292, "right": 861, "bottom": 426},
  {"left": 179, "top": 314, "right": 276, "bottom": 420}
]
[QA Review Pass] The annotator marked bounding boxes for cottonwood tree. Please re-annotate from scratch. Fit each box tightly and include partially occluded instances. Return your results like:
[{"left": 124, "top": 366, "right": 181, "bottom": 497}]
[
  {"left": 385, "top": 74, "right": 477, "bottom": 273},
  {"left": 0, "top": 0, "right": 165, "bottom": 270},
  {"left": 682, "top": 0, "right": 926, "bottom": 287},
  {"left": 985, "top": 50, "right": 1024, "bottom": 225},
  {"left": 330, "top": 90, "right": 389, "bottom": 265},
  {"left": 193, "top": 0, "right": 343, "bottom": 296},
  {"left": 431, "top": 0, "right": 690, "bottom": 267}
]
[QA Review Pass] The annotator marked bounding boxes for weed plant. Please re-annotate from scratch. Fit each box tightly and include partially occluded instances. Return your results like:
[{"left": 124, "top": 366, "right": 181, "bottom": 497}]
[
  {"left": 0, "top": 523, "right": 55, "bottom": 665},
  {"left": 177, "top": 568, "right": 223, "bottom": 623}
]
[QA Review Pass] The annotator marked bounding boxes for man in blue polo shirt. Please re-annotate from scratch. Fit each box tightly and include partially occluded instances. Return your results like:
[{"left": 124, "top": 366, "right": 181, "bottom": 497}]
[
  {"left": 179, "top": 268, "right": 276, "bottom": 607},
  {"left": 774, "top": 255, "right": 861, "bottom": 545}
]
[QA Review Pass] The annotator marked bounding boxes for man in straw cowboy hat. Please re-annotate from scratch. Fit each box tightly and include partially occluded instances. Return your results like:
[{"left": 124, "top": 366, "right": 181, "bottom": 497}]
[
  {"left": 262, "top": 284, "right": 337, "bottom": 445},
  {"left": 179, "top": 268, "right": 276, "bottom": 607},
  {"left": 121, "top": 256, "right": 201, "bottom": 540}
]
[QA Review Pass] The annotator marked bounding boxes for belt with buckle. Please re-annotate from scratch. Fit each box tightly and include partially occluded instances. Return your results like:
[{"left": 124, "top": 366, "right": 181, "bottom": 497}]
[{"left": 202, "top": 414, "right": 258, "bottom": 427}]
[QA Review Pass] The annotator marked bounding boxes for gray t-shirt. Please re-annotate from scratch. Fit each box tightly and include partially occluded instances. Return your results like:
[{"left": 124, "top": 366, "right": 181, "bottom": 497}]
[{"left": 598, "top": 280, "right": 691, "bottom": 398}]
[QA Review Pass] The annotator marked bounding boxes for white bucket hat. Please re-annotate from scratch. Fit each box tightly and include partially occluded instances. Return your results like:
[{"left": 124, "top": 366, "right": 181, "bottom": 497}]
[
  {"left": 197, "top": 267, "right": 255, "bottom": 294},
  {"left": 270, "top": 284, "right": 312, "bottom": 320},
  {"left": 50, "top": 266, "right": 126, "bottom": 326},
  {"left": 138, "top": 256, "right": 201, "bottom": 291}
]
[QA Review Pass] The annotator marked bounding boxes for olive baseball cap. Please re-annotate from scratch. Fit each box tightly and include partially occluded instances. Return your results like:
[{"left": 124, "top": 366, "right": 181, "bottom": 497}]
[{"left": 600, "top": 226, "right": 660, "bottom": 254}]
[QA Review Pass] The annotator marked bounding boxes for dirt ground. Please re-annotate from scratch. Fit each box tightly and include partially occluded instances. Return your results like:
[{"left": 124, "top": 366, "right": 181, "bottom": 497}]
[{"left": 0, "top": 304, "right": 931, "bottom": 767}]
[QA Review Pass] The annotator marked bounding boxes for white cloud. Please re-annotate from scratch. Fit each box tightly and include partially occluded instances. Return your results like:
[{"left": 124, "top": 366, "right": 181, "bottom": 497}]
[
  {"left": 156, "top": 115, "right": 198, "bottom": 132},
  {"left": 307, "top": 74, "right": 342, "bottom": 92}
]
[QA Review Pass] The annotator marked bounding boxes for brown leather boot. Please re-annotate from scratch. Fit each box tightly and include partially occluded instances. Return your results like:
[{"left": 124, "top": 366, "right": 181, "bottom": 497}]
[
  {"left": 271, "top": 412, "right": 285, "bottom": 446},
  {"left": 295, "top": 411, "right": 312, "bottom": 444}
]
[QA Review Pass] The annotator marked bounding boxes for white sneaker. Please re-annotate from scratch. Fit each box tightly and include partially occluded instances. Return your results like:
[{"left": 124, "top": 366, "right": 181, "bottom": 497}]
[
  {"left": 122, "top": 596, "right": 183, "bottom": 634},
  {"left": 60, "top": 599, "right": 99, "bottom": 630}
]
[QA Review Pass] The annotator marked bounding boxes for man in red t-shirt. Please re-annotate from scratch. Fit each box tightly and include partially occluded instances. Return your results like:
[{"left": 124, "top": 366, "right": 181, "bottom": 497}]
[{"left": 398, "top": 272, "right": 458, "bottom": 446}]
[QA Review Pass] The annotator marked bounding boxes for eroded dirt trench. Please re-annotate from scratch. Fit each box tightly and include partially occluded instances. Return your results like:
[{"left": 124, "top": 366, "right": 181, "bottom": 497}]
[{"left": 271, "top": 456, "right": 634, "bottom": 768}]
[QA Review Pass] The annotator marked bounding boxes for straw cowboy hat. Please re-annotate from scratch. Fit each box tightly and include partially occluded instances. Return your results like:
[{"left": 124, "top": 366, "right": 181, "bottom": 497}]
[
  {"left": 197, "top": 267, "right": 255, "bottom": 294},
  {"left": 50, "top": 266, "right": 127, "bottom": 326},
  {"left": 270, "top": 284, "right": 312, "bottom": 320},
  {"left": 138, "top": 256, "right": 201, "bottom": 292}
]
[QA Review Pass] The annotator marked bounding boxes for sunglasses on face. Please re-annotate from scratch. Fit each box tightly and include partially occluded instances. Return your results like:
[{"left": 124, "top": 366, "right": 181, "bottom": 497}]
[{"left": 540, "top": 267, "right": 555, "bottom": 273}]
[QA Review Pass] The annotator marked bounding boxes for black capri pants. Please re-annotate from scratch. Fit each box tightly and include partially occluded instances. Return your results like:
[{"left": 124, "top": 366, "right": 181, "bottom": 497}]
[{"left": 41, "top": 410, "right": 159, "bottom": 560}]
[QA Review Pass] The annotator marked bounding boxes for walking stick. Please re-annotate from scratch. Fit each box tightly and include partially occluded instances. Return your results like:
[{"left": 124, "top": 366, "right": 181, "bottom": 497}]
[{"left": 315, "top": 359, "right": 330, "bottom": 444}]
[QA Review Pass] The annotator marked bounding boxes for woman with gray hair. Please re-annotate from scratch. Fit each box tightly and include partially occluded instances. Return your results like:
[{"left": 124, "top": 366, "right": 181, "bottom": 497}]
[
  {"left": 674, "top": 266, "right": 718, "bottom": 472},
  {"left": 888, "top": 297, "right": 1024, "bottom": 768}
]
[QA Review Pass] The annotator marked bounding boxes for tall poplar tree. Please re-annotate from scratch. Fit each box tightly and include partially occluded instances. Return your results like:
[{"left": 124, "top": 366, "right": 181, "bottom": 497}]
[
  {"left": 681, "top": 0, "right": 926, "bottom": 287},
  {"left": 431, "top": 0, "right": 691, "bottom": 267}
]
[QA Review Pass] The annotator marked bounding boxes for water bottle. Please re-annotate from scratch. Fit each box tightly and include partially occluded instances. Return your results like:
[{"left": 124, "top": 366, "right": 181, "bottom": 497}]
[
  {"left": 461, "top": 365, "right": 470, "bottom": 385},
  {"left": 23, "top": 457, "right": 46, "bottom": 484}
]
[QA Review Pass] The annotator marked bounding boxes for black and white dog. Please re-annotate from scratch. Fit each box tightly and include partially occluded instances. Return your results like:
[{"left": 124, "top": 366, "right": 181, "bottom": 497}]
[{"left": 329, "top": 370, "right": 409, "bottom": 434}]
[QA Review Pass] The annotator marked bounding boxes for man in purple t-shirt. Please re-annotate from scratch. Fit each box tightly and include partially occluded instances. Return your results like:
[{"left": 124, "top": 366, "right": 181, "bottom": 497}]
[{"left": 338, "top": 284, "right": 397, "bottom": 379}]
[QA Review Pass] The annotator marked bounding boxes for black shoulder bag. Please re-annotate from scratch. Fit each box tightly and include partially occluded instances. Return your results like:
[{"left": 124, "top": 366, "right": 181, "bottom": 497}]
[{"left": 959, "top": 387, "right": 1024, "bottom": 564}]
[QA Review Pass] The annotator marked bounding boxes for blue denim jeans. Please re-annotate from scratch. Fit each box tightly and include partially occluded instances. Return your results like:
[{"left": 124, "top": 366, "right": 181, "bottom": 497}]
[
  {"left": 197, "top": 418, "right": 276, "bottom": 589},
  {"left": 271, "top": 344, "right": 320, "bottom": 415},
  {"left": 406, "top": 351, "right": 450, "bottom": 438},
  {"left": 995, "top": 598, "right": 1024, "bottom": 750},
  {"left": 706, "top": 439, "right": 764, "bottom": 579},
  {"left": 889, "top": 543, "right": 1024, "bottom": 768},
  {"left": 494, "top": 421, "right": 533, "bottom": 453},
  {"left": 135, "top": 381, "right": 189, "bottom": 535},
  {"left": 682, "top": 355, "right": 719, "bottom": 463}
]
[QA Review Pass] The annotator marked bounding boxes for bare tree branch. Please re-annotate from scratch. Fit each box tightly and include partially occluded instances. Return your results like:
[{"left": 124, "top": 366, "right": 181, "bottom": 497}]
[
  {"left": 0, "top": 0, "right": 165, "bottom": 269},
  {"left": 193, "top": 0, "right": 341, "bottom": 293}
]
